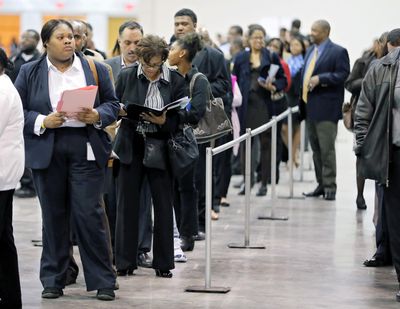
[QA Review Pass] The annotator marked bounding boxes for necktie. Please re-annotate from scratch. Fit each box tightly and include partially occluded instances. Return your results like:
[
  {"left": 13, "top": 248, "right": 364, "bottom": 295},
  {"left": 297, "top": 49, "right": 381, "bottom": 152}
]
[{"left": 302, "top": 48, "right": 318, "bottom": 103}]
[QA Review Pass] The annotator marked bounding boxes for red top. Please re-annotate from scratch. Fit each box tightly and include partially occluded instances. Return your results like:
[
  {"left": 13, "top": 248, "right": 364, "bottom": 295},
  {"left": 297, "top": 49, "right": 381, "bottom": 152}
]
[{"left": 280, "top": 58, "right": 291, "bottom": 92}]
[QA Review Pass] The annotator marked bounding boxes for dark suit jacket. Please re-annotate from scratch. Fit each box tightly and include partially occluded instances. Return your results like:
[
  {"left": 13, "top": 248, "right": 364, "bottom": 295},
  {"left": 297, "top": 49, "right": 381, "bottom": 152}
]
[
  {"left": 104, "top": 56, "right": 122, "bottom": 83},
  {"left": 233, "top": 48, "right": 287, "bottom": 133},
  {"left": 113, "top": 63, "right": 186, "bottom": 165},
  {"left": 14, "top": 52, "right": 120, "bottom": 169},
  {"left": 193, "top": 46, "right": 232, "bottom": 115},
  {"left": 300, "top": 39, "right": 350, "bottom": 122}
]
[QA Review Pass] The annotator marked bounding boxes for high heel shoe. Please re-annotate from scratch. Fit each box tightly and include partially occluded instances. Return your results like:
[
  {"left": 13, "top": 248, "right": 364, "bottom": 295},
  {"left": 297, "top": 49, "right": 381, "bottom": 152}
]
[{"left": 155, "top": 269, "right": 173, "bottom": 278}]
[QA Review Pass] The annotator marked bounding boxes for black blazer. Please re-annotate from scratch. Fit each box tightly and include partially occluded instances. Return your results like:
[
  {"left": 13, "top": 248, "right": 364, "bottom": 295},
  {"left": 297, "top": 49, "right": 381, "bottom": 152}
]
[
  {"left": 233, "top": 48, "right": 287, "bottom": 133},
  {"left": 300, "top": 39, "right": 350, "bottom": 122},
  {"left": 14, "top": 52, "right": 120, "bottom": 169},
  {"left": 113, "top": 64, "right": 186, "bottom": 164}
]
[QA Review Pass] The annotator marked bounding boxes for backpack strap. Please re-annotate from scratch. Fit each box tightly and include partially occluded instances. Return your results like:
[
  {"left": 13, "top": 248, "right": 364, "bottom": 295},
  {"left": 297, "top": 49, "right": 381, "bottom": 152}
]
[{"left": 86, "top": 56, "right": 99, "bottom": 85}]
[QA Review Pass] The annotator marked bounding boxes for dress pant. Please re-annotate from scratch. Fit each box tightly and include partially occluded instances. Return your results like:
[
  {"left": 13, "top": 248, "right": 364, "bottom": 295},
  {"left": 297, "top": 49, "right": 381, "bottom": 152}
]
[
  {"left": 174, "top": 163, "right": 199, "bottom": 237},
  {"left": 0, "top": 189, "right": 22, "bottom": 309},
  {"left": 215, "top": 133, "right": 233, "bottom": 199},
  {"left": 138, "top": 177, "right": 153, "bottom": 255},
  {"left": 384, "top": 148, "right": 400, "bottom": 281},
  {"left": 104, "top": 165, "right": 117, "bottom": 254},
  {"left": 32, "top": 128, "right": 116, "bottom": 291},
  {"left": 115, "top": 133, "right": 174, "bottom": 271},
  {"left": 375, "top": 183, "right": 391, "bottom": 262},
  {"left": 306, "top": 120, "right": 338, "bottom": 192}
]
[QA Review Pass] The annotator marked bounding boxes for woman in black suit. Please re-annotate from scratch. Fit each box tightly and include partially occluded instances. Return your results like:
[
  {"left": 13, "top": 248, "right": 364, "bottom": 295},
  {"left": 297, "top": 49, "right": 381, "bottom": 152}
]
[
  {"left": 114, "top": 35, "right": 185, "bottom": 278},
  {"left": 233, "top": 25, "right": 287, "bottom": 196}
]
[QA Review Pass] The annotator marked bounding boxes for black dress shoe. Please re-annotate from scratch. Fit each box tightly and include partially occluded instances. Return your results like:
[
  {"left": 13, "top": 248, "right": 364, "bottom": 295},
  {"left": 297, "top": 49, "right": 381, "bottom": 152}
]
[
  {"left": 363, "top": 256, "right": 388, "bottom": 267},
  {"left": 256, "top": 185, "right": 267, "bottom": 196},
  {"left": 97, "top": 288, "right": 115, "bottom": 301},
  {"left": 14, "top": 187, "right": 36, "bottom": 198},
  {"left": 116, "top": 268, "right": 134, "bottom": 276},
  {"left": 302, "top": 185, "right": 324, "bottom": 197},
  {"left": 193, "top": 231, "right": 205, "bottom": 241},
  {"left": 180, "top": 235, "right": 195, "bottom": 252},
  {"left": 324, "top": 191, "right": 336, "bottom": 201},
  {"left": 65, "top": 265, "right": 78, "bottom": 286},
  {"left": 155, "top": 269, "right": 173, "bottom": 278},
  {"left": 356, "top": 196, "right": 367, "bottom": 210},
  {"left": 42, "top": 287, "right": 63, "bottom": 299},
  {"left": 137, "top": 253, "right": 152, "bottom": 268}
]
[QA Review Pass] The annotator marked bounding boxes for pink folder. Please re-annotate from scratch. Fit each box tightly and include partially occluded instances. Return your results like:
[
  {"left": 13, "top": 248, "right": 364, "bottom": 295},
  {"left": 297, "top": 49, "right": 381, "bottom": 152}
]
[{"left": 56, "top": 85, "right": 98, "bottom": 116}]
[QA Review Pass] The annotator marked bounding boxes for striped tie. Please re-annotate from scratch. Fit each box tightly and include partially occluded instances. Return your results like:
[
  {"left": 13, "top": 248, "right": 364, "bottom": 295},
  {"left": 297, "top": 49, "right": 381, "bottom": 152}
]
[{"left": 302, "top": 48, "right": 318, "bottom": 103}]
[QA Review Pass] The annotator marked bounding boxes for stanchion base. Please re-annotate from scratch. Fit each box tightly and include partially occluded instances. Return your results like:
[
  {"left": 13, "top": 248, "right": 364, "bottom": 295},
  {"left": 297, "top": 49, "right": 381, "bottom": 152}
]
[
  {"left": 185, "top": 286, "right": 231, "bottom": 293},
  {"left": 227, "top": 243, "right": 266, "bottom": 249},
  {"left": 258, "top": 216, "right": 289, "bottom": 221}
]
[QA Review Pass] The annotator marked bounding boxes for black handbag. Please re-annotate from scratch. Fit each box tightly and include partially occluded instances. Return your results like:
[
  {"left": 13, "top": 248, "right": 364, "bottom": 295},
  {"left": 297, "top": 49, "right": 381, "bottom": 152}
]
[
  {"left": 190, "top": 73, "right": 233, "bottom": 144},
  {"left": 168, "top": 126, "right": 199, "bottom": 178},
  {"left": 143, "top": 137, "right": 167, "bottom": 170}
]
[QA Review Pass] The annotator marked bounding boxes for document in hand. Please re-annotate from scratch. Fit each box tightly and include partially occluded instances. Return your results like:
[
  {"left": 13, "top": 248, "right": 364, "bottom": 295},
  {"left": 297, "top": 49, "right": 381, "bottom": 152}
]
[
  {"left": 126, "top": 96, "right": 190, "bottom": 120},
  {"left": 56, "top": 85, "right": 98, "bottom": 116},
  {"left": 268, "top": 64, "right": 280, "bottom": 81}
]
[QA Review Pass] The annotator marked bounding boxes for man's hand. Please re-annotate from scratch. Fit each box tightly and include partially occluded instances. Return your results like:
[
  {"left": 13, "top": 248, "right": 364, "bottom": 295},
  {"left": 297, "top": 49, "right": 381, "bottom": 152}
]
[
  {"left": 77, "top": 108, "right": 100, "bottom": 124},
  {"left": 43, "top": 112, "right": 66, "bottom": 128},
  {"left": 140, "top": 111, "right": 166, "bottom": 125},
  {"left": 308, "top": 75, "right": 320, "bottom": 91}
]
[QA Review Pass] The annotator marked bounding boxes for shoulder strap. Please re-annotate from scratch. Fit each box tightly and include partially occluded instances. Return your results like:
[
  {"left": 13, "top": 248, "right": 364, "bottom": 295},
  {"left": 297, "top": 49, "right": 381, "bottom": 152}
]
[
  {"left": 86, "top": 56, "right": 99, "bottom": 86},
  {"left": 189, "top": 72, "right": 205, "bottom": 99}
]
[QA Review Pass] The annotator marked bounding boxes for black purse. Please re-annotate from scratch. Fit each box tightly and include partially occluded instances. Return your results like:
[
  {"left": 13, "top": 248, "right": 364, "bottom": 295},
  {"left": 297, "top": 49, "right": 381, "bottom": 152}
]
[
  {"left": 168, "top": 126, "right": 199, "bottom": 178},
  {"left": 190, "top": 73, "right": 233, "bottom": 144},
  {"left": 143, "top": 137, "right": 167, "bottom": 170}
]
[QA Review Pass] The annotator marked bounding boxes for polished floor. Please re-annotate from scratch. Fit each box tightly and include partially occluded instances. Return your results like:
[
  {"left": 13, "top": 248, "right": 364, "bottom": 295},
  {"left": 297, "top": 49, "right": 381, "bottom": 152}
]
[{"left": 12, "top": 125, "right": 400, "bottom": 308}]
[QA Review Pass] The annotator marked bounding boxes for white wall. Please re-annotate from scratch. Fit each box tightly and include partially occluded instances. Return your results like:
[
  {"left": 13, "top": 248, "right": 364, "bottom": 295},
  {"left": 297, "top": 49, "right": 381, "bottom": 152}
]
[{"left": 134, "top": 0, "right": 400, "bottom": 63}]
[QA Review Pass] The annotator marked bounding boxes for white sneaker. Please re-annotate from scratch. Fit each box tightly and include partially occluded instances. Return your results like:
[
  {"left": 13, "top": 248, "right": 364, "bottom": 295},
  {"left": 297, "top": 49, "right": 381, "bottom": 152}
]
[{"left": 174, "top": 251, "right": 187, "bottom": 263}]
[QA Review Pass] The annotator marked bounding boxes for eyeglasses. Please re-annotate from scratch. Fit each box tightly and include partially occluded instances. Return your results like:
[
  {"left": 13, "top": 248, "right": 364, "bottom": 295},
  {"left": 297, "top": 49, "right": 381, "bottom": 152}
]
[
  {"left": 141, "top": 61, "right": 164, "bottom": 69},
  {"left": 250, "top": 36, "right": 264, "bottom": 41}
]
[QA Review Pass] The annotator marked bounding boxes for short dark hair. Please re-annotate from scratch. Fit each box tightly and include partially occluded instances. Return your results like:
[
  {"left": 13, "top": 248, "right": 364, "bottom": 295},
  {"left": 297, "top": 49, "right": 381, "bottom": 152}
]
[
  {"left": 0, "top": 48, "right": 13, "bottom": 72},
  {"left": 248, "top": 24, "right": 266, "bottom": 38},
  {"left": 119, "top": 20, "right": 143, "bottom": 36},
  {"left": 25, "top": 29, "right": 40, "bottom": 42},
  {"left": 41, "top": 19, "right": 73, "bottom": 47},
  {"left": 268, "top": 38, "right": 284, "bottom": 57},
  {"left": 135, "top": 35, "right": 169, "bottom": 64},
  {"left": 174, "top": 8, "right": 197, "bottom": 24},
  {"left": 292, "top": 19, "right": 301, "bottom": 29},
  {"left": 230, "top": 25, "right": 243, "bottom": 36},
  {"left": 175, "top": 32, "right": 204, "bottom": 62},
  {"left": 388, "top": 28, "right": 400, "bottom": 47}
]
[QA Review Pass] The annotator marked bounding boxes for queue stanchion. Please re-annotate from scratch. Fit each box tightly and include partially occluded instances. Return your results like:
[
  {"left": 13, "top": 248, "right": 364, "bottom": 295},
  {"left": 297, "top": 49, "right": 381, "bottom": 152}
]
[
  {"left": 259, "top": 117, "right": 288, "bottom": 221},
  {"left": 185, "top": 146, "right": 230, "bottom": 294},
  {"left": 299, "top": 120, "right": 306, "bottom": 182},
  {"left": 228, "top": 129, "right": 265, "bottom": 249}
]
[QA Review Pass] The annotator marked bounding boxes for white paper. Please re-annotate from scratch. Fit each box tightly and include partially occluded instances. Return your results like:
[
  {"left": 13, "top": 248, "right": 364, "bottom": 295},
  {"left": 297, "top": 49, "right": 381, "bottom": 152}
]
[
  {"left": 87, "top": 142, "right": 95, "bottom": 161},
  {"left": 268, "top": 64, "right": 280, "bottom": 80}
]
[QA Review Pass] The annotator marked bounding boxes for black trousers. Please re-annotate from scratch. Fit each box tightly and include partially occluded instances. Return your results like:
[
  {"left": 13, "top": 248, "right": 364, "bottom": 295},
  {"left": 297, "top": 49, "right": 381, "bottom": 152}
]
[
  {"left": 384, "top": 148, "right": 400, "bottom": 281},
  {"left": 375, "top": 183, "right": 391, "bottom": 262},
  {"left": 0, "top": 189, "right": 22, "bottom": 309},
  {"left": 115, "top": 134, "right": 174, "bottom": 271},
  {"left": 174, "top": 163, "right": 199, "bottom": 237},
  {"left": 215, "top": 133, "right": 233, "bottom": 199},
  {"left": 138, "top": 177, "right": 153, "bottom": 255},
  {"left": 32, "top": 128, "right": 115, "bottom": 291}
]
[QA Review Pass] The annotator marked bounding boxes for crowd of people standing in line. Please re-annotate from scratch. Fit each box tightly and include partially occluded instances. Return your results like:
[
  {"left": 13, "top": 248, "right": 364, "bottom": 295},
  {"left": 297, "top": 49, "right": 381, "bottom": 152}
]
[{"left": 3, "top": 6, "right": 400, "bottom": 306}]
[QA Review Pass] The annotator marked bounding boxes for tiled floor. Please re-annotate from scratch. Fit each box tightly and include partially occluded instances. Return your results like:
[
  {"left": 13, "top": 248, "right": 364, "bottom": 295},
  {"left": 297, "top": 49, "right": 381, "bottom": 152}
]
[{"left": 12, "top": 125, "right": 400, "bottom": 308}]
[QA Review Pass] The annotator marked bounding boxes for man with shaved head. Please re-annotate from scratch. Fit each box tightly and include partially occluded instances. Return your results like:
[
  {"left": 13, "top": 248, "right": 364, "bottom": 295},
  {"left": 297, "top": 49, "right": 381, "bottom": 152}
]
[{"left": 301, "top": 19, "right": 350, "bottom": 201}]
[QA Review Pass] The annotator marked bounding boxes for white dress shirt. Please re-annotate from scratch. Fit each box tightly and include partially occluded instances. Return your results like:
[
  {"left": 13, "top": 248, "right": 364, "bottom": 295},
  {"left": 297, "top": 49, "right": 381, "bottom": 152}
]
[
  {"left": 34, "top": 55, "right": 88, "bottom": 135},
  {"left": 0, "top": 74, "right": 25, "bottom": 191}
]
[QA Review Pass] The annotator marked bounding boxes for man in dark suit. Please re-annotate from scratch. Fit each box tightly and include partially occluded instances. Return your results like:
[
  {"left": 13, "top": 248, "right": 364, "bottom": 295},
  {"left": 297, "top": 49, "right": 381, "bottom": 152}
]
[
  {"left": 7, "top": 29, "right": 41, "bottom": 199},
  {"left": 301, "top": 20, "right": 350, "bottom": 201},
  {"left": 173, "top": 8, "right": 232, "bottom": 234}
]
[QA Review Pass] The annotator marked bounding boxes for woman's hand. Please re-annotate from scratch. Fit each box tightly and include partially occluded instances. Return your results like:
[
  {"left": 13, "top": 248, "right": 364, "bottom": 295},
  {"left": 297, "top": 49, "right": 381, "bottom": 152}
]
[
  {"left": 259, "top": 80, "right": 277, "bottom": 92},
  {"left": 43, "top": 112, "right": 66, "bottom": 128},
  {"left": 140, "top": 111, "right": 166, "bottom": 125},
  {"left": 77, "top": 108, "right": 100, "bottom": 124}
]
